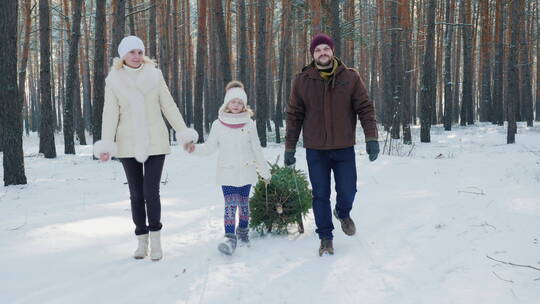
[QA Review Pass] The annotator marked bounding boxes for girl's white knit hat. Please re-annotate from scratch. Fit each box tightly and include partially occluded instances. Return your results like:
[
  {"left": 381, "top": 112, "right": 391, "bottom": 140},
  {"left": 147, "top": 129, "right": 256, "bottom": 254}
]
[
  {"left": 118, "top": 36, "right": 145, "bottom": 59},
  {"left": 223, "top": 87, "right": 248, "bottom": 106},
  {"left": 219, "top": 87, "right": 248, "bottom": 114}
]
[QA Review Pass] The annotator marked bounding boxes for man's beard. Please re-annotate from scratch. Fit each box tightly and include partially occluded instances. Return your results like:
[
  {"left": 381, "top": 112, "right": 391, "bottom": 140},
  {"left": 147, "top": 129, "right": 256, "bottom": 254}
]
[{"left": 315, "top": 55, "right": 333, "bottom": 67}]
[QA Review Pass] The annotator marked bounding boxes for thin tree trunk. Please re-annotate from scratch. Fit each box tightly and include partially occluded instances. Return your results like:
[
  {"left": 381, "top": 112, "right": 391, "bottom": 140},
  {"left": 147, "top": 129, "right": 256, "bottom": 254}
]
[
  {"left": 390, "top": 0, "right": 402, "bottom": 139},
  {"left": 111, "top": 0, "right": 126, "bottom": 62},
  {"left": 479, "top": 0, "right": 491, "bottom": 122},
  {"left": 81, "top": 0, "right": 93, "bottom": 133},
  {"left": 92, "top": 0, "right": 107, "bottom": 145},
  {"left": 194, "top": 0, "right": 207, "bottom": 142},
  {"left": 492, "top": 0, "right": 504, "bottom": 125},
  {"left": 461, "top": 0, "right": 474, "bottom": 125},
  {"left": 420, "top": 0, "right": 436, "bottom": 142},
  {"left": 506, "top": 0, "right": 519, "bottom": 143},
  {"left": 214, "top": 0, "right": 232, "bottom": 88},
  {"left": 63, "top": 0, "right": 83, "bottom": 154},
  {"left": 149, "top": 0, "right": 157, "bottom": 58},
  {"left": 308, "top": 0, "right": 322, "bottom": 35},
  {"left": 518, "top": 0, "right": 533, "bottom": 127},
  {"left": 19, "top": 0, "right": 32, "bottom": 138},
  {"left": 400, "top": 0, "right": 412, "bottom": 143},
  {"left": 329, "top": 0, "right": 341, "bottom": 58},
  {"left": 443, "top": 0, "right": 454, "bottom": 130},
  {"left": 256, "top": 1, "right": 268, "bottom": 146},
  {"left": 39, "top": 0, "right": 57, "bottom": 158}
]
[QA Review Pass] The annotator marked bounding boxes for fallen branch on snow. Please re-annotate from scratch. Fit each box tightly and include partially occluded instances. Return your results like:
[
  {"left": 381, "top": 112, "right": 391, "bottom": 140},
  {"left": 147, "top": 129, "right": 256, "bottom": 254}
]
[
  {"left": 492, "top": 271, "right": 513, "bottom": 283},
  {"left": 486, "top": 255, "right": 540, "bottom": 272}
]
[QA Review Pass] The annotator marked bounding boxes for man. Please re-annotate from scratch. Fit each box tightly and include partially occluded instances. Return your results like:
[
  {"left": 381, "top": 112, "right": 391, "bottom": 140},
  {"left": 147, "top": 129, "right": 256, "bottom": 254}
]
[{"left": 284, "top": 33, "right": 379, "bottom": 256}]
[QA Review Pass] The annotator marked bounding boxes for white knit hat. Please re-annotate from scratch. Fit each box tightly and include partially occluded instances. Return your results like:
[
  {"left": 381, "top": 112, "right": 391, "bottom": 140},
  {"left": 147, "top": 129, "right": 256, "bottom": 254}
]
[
  {"left": 223, "top": 87, "right": 248, "bottom": 106},
  {"left": 117, "top": 36, "right": 145, "bottom": 59}
]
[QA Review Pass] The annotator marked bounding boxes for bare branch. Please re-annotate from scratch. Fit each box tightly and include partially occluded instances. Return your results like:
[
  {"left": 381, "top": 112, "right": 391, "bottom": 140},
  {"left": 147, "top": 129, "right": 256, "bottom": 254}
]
[
  {"left": 492, "top": 271, "right": 514, "bottom": 283},
  {"left": 487, "top": 255, "right": 540, "bottom": 272}
]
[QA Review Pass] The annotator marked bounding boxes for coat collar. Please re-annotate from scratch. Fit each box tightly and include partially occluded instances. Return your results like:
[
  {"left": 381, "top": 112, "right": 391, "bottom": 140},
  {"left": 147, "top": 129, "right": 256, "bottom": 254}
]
[{"left": 303, "top": 57, "right": 347, "bottom": 81}]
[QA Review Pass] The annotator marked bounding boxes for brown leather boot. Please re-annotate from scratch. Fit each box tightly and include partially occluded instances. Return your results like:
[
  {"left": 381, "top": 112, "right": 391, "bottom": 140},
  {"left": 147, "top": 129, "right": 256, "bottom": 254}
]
[
  {"left": 334, "top": 209, "right": 356, "bottom": 236},
  {"left": 319, "top": 239, "right": 334, "bottom": 256}
]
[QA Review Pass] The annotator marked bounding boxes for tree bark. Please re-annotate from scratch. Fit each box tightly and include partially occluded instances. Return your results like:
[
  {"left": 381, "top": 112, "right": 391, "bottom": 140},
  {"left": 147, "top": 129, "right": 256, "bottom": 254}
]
[
  {"left": 256, "top": 1, "right": 268, "bottom": 146},
  {"left": 460, "top": 0, "right": 474, "bottom": 125},
  {"left": 1, "top": 0, "right": 27, "bottom": 185},
  {"left": 420, "top": 0, "right": 436, "bottom": 143},
  {"left": 194, "top": 0, "right": 207, "bottom": 142},
  {"left": 39, "top": 0, "right": 57, "bottom": 158},
  {"left": 92, "top": 0, "right": 107, "bottom": 145},
  {"left": 443, "top": 0, "right": 454, "bottom": 130},
  {"left": 111, "top": 0, "right": 126, "bottom": 62},
  {"left": 506, "top": 0, "right": 519, "bottom": 143},
  {"left": 63, "top": 0, "right": 83, "bottom": 154}
]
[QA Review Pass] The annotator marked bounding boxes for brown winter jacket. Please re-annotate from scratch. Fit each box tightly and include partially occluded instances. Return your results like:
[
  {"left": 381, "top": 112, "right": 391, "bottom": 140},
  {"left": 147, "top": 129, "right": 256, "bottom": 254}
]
[{"left": 285, "top": 59, "right": 378, "bottom": 151}]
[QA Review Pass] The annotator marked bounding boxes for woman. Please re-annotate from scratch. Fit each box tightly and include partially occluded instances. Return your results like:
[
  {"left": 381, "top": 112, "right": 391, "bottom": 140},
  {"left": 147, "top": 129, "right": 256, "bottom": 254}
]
[{"left": 94, "top": 36, "right": 197, "bottom": 261}]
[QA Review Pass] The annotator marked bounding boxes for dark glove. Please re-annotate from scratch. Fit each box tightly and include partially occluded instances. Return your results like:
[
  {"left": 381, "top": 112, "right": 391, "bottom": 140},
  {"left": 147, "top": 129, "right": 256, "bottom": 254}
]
[
  {"left": 366, "top": 141, "right": 379, "bottom": 162},
  {"left": 284, "top": 150, "right": 296, "bottom": 166}
]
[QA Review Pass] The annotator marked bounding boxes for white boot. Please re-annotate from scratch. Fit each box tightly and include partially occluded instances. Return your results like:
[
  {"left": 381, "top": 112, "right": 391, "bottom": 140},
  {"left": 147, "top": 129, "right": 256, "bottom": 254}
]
[
  {"left": 133, "top": 234, "right": 149, "bottom": 259},
  {"left": 149, "top": 231, "right": 163, "bottom": 261}
]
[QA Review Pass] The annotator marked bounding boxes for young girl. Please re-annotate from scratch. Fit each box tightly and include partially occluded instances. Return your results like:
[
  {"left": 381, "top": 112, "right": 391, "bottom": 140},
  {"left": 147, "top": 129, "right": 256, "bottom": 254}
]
[{"left": 185, "top": 80, "right": 271, "bottom": 255}]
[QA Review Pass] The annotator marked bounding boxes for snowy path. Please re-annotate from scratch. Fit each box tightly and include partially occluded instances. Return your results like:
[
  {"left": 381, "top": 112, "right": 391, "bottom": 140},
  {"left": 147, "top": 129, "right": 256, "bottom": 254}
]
[{"left": 1, "top": 123, "right": 539, "bottom": 303}]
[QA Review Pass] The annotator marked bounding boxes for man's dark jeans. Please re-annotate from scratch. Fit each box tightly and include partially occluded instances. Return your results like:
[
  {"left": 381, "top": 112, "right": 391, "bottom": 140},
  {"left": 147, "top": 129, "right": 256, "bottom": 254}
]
[{"left": 306, "top": 147, "right": 357, "bottom": 240}]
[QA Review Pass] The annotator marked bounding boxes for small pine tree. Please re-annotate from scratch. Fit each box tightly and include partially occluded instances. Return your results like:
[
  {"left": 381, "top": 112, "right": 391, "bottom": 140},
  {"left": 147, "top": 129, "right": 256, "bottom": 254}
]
[{"left": 249, "top": 162, "right": 312, "bottom": 234}]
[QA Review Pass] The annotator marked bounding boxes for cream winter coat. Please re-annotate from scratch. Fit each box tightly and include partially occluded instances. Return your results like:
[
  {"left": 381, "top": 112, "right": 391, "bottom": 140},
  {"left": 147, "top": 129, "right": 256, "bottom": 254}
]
[
  {"left": 93, "top": 58, "right": 197, "bottom": 162},
  {"left": 193, "top": 119, "right": 271, "bottom": 187}
]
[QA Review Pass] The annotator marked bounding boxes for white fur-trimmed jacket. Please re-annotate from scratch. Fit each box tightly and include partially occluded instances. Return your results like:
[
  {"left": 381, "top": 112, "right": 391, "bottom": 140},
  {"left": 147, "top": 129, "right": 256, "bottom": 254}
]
[
  {"left": 94, "top": 58, "right": 197, "bottom": 162},
  {"left": 193, "top": 119, "right": 271, "bottom": 187}
]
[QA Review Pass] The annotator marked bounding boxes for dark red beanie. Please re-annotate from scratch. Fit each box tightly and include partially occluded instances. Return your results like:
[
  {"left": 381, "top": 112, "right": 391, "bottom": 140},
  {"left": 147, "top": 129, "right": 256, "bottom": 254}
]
[{"left": 310, "top": 33, "right": 335, "bottom": 56}]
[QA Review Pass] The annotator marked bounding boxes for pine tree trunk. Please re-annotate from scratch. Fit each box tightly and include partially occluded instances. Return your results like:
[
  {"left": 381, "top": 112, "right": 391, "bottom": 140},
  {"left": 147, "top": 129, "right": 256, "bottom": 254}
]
[
  {"left": 329, "top": 0, "right": 341, "bottom": 58},
  {"left": 256, "top": 1, "right": 268, "bottom": 147},
  {"left": 443, "top": 0, "right": 454, "bottom": 131},
  {"left": 111, "top": 0, "right": 126, "bottom": 62},
  {"left": 184, "top": 0, "right": 194, "bottom": 126},
  {"left": 149, "top": 0, "right": 157, "bottom": 59},
  {"left": 518, "top": 0, "right": 533, "bottom": 127},
  {"left": 308, "top": 0, "right": 322, "bottom": 35},
  {"left": 194, "top": 0, "right": 207, "bottom": 142},
  {"left": 81, "top": 0, "right": 93, "bottom": 133},
  {"left": 63, "top": 0, "right": 83, "bottom": 154},
  {"left": 400, "top": 0, "right": 412, "bottom": 144},
  {"left": 461, "top": 0, "right": 474, "bottom": 125},
  {"left": 479, "top": 0, "right": 491, "bottom": 122},
  {"left": 237, "top": 0, "right": 249, "bottom": 91},
  {"left": 92, "top": 0, "right": 107, "bottom": 145},
  {"left": 214, "top": 0, "right": 232, "bottom": 88},
  {"left": 506, "top": 0, "right": 519, "bottom": 143},
  {"left": 19, "top": 0, "right": 32, "bottom": 138},
  {"left": 39, "top": 0, "right": 57, "bottom": 158},
  {"left": 492, "top": 0, "right": 504, "bottom": 125},
  {"left": 389, "top": 0, "right": 402, "bottom": 139},
  {"left": 420, "top": 0, "right": 436, "bottom": 143},
  {"left": 127, "top": 0, "right": 136, "bottom": 35},
  {"left": 171, "top": 0, "right": 180, "bottom": 130},
  {"left": 0, "top": 0, "right": 27, "bottom": 185},
  {"left": 275, "top": 0, "right": 292, "bottom": 143},
  {"left": 535, "top": 2, "right": 540, "bottom": 121}
]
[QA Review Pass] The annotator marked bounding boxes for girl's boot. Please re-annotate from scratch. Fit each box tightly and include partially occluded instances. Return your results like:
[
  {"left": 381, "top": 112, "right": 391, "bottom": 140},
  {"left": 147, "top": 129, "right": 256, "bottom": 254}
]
[
  {"left": 236, "top": 227, "right": 250, "bottom": 247},
  {"left": 218, "top": 233, "right": 237, "bottom": 255}
]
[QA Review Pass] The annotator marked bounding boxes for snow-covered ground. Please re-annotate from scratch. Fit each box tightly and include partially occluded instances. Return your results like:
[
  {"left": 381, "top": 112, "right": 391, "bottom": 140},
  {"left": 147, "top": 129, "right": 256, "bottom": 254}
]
[{"left": 1, "top": 122, "right": 539, "bottom": 304}]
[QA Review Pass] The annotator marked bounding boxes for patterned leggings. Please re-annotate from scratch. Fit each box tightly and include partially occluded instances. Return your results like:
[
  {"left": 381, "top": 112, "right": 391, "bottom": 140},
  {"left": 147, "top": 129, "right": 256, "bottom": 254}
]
[{"left": 222, "top": 184, "right": 251, "bottom": 234}]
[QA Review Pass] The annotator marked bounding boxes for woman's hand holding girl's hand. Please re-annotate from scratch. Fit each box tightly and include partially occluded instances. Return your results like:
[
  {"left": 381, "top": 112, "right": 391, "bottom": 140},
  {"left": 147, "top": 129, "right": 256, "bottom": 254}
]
[
  {"left": 184, "top": 142, "right": 195, "bottom": 153},
  {"left": 99, "top": 152, "right": 111, "bottom": 162}
]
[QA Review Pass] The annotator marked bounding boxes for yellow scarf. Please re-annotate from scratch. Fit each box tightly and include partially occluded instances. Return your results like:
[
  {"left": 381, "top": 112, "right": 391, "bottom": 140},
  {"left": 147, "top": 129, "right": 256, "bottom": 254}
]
[{"left": 318, "top": 58, "right": 338, "bottom": 80}]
